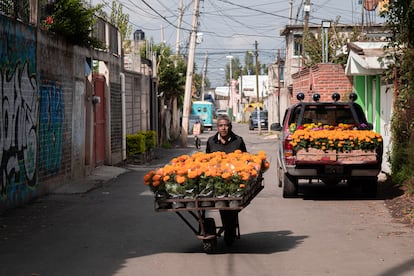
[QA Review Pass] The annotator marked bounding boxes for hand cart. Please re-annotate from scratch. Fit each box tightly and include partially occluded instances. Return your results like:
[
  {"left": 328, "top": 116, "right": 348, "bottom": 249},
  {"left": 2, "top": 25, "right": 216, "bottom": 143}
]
[{"left": 155, "top": 174, "right": 264, "bottom": 254}]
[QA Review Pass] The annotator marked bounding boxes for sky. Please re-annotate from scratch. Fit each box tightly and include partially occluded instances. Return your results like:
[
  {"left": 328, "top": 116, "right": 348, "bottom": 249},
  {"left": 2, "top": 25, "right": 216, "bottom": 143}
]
[{"left": 91, "top": 0, "right": 385, "bottom": 87}]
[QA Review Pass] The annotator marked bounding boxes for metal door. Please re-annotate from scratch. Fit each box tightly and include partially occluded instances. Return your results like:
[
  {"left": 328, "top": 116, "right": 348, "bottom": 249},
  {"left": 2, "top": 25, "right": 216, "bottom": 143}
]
[{"left": 93, "top": 75, "right": 106, "bottom": 166}]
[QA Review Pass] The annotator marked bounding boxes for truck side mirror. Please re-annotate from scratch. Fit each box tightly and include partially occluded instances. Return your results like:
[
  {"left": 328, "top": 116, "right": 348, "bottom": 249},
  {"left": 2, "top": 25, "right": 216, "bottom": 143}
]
[{"left": 270, "top": 123, "right": 282, "bottom": 131}]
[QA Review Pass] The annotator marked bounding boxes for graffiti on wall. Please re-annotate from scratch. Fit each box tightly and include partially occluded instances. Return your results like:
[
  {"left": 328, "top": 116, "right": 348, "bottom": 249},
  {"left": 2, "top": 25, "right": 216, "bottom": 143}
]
[
  {"left": 0, "top": 18, "right": 38, "bottom": 204},
  {"left": 39, "top": 83, "right": 64, "bottom": 175}
]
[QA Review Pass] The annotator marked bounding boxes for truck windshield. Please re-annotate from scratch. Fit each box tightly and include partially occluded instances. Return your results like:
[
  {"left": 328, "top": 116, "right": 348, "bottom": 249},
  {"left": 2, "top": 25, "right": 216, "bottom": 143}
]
[{"left": 289, "top": 104, "right": 357, "bottom": 126}]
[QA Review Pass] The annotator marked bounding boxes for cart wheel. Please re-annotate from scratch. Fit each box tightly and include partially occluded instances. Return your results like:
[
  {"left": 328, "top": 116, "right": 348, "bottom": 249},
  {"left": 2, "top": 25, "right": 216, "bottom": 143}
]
[
  {"left": 202, "top": 239, "right": 217, "bottom": 254},
  {"left": 202, "top": 218, "right": 217, "bottom": 254}
]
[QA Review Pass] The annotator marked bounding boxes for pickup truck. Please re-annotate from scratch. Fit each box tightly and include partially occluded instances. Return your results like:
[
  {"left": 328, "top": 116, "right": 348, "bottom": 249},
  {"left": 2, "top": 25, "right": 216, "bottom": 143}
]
[{"left": 271, "top": 92, "right": 383, "bottom": 198}]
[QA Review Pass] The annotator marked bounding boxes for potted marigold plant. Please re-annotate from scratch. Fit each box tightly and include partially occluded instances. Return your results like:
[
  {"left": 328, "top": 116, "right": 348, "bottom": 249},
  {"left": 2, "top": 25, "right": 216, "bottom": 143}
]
[
  {"left": 289, "top": 123, "right": 383, "bottom": 162},
  {"left": 143, "top": 150, "right": 271, "bottom": 208}
]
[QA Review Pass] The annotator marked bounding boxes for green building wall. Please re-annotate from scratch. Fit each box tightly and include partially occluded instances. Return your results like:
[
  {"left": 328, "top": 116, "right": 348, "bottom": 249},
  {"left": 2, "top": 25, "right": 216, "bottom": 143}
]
[{"left": 353, "top": 75, "right": 381, "bottom": 132}]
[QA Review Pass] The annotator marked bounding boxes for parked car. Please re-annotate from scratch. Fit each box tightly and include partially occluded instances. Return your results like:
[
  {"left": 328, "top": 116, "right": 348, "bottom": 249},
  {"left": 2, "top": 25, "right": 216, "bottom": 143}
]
[
  {"left": 188, "top": 114, "right": 204, "bottom": 134},
  {"left": 215, "top": 109, "right": 228, "bottom": 117},
  {"left": 249, "top": 110, "right": 268, "bottom": 130}
]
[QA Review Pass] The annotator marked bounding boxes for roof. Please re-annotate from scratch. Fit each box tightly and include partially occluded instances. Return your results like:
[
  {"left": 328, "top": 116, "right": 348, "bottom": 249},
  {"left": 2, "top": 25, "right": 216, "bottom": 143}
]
[{"left": 345, "top": 41, "right": 393, "bottom": 76}]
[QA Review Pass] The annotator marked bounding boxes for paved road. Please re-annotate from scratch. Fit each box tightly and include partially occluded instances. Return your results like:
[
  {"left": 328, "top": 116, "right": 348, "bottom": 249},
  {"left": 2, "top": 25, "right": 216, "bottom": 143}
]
[{"left": 1, "top": 123, "right": 414, "bottom": 276}]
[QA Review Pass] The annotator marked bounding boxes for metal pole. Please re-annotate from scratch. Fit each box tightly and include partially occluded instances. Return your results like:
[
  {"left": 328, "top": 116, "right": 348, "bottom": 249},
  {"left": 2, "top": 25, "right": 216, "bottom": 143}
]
[
  {"left": 325, "top": 27, "right": 329, "bottom": 62},
  {"left": 239, "top": 69, "right": 243, "bottom": 122},
  {"left": 226, "top": 55, "right": 233, "bottom": 120},
  {"left": 181, "top": 0, "right": 200, "bottom": 147},
  {"left": 255, "top": 40, "right": 261, "bottom": 134},
  {"left": 201, "top": 52, "right": 208, "bottom": 101},
  {"left": 277, "top": 49, "right": 281, "bottom": 123},
  {"left": 321, "top": 27, "right": 325, "bottom": 63}
]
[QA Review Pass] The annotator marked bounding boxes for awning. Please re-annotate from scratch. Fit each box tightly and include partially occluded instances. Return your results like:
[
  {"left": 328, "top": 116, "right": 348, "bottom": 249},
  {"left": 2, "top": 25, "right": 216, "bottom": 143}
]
[{"left": 345, "top": 42, "right": 393, "bottom": 76}]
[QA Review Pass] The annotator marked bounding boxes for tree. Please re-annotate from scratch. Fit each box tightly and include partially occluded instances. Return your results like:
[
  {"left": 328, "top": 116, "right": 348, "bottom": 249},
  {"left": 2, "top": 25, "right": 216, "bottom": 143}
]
[
  {"left": 381, "top": 0, "right": 414, "bottom": 190},
  {"left": 302, "top": 23, "right": 361, "bottom": 66},
  {"left": 224, "top": 56, "right": 242, "bottom": 85},
  {"left": 109, "top": 0, "right": 132, "bottom": 49},
  {"left": 244, "top": 51, "right": 255, "bottom": 75},
  {"left": 155, "top": 45, "right": 187, "bottom": 106},
  {"left": 48, "top": 0, "right": 103, "bottom": 48}
]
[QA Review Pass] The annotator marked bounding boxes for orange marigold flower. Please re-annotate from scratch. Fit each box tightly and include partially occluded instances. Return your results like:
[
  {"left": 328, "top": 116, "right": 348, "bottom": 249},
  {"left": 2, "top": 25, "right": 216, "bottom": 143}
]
[
  {"left": 152, "top": 174, "right": 162, "bottom": 181},
  {"left": 175, "top": 175, "right": 186, "bottom": 184}
]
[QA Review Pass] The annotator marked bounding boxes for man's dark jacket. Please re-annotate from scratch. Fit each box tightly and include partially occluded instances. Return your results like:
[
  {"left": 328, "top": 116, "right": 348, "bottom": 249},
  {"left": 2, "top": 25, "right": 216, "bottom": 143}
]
[{"left": 205, "top": 131, "right": 247, "bottom": 154}]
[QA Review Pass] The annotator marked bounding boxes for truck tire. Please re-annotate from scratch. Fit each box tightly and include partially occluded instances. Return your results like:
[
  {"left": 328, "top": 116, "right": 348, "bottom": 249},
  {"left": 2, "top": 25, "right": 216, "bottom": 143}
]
[{"left": 283, "top": 174, "right": 298, "bottom": 198}]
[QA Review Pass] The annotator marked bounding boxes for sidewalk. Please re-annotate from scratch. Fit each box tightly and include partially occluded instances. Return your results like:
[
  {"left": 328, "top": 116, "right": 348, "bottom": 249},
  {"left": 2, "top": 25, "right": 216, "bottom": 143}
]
[{"left": 52, "top": 144, "right": 197, "bottom": 195}]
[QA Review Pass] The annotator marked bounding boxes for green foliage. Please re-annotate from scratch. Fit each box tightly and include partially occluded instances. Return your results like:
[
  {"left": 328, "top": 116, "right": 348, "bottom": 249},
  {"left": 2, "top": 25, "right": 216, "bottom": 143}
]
[
  {"left": 48, "top": 0, "right": 104, "bottom": 48},
  {"left": 126, "top": 131, "right": 157, "bottom": 156},
  {"left": 154, "top": 45, "right": 187, "bottom": 102},
  {"left": 126, "top": 133, "right": 146, "bottom": 155},
  {"left": 382, "top": 0, "right": 414, "bottom": 190},
  {"left": 303, "top": 25, "right": 360, "bottom": 66},
  {"left": 161, "top": 141, "right": 173, "bottom": 149},
  {"left": 144, "top": 130, "right": 157, "bottom": 150},
  {"left": 109, "top": 0, "right": 132, "bottom": 48},
  {"left": 244, "top": 51, "right": 255, "bottom": 75}
]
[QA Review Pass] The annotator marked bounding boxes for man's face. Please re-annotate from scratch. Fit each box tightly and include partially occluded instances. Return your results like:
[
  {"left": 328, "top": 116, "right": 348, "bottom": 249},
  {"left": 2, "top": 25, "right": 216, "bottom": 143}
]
[{"left": 217, "top": 119, "right": 230, "bottom": 138}]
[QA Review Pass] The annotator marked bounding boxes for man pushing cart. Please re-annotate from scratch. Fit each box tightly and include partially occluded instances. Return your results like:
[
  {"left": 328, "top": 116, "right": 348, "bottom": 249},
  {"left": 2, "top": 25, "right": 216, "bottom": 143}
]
[{"left": 148, "top": 114, "right": 267, "bottom": 253}]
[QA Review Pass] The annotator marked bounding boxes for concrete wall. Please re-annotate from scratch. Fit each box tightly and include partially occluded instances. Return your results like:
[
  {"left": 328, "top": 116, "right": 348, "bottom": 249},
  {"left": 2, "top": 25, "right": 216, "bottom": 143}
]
[
  {"left": 0, "top": 15, "right": 123, "bottom": 212},
  {"left": 124, "top": 70, "right": 152, "bottom": 134}
]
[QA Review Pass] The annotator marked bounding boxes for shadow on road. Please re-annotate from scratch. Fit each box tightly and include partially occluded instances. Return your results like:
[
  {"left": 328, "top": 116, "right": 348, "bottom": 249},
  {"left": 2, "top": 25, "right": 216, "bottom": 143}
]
[
  {"left": 172, "top": 230, "right": 308, "bottom": 255},
  {"left": 293, "top": 180, "right": 405, "bottom": 201}
]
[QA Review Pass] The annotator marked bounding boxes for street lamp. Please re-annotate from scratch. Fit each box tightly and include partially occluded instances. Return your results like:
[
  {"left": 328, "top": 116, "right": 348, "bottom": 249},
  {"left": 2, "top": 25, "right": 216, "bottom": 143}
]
[
  {"left": 226, "top": 55, "right": 233, "bottom": 120},
  {"left": 321, "top": 20, "right": 331, "bottom": 63}
]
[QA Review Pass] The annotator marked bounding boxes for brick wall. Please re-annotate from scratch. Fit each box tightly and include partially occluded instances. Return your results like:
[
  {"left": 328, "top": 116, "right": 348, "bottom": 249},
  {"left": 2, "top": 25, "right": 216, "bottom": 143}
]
[{"left": 291, "top": 64, "right": 353, "bottom": 103}]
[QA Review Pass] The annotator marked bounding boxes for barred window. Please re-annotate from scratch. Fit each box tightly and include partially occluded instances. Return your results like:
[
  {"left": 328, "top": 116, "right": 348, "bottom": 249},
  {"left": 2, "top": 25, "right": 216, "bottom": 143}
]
[{"left": 0, "top": 0, "right": 30, "bottom": 23}]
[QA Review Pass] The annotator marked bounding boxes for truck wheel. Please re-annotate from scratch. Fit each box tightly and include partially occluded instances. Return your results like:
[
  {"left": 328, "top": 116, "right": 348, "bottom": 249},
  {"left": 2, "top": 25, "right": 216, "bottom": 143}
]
[
  {"left": 283, "top": 174, "right": 298, "bottom": 198},
  {"left": 361, "top": 177, "right": 378, "bottom": 198}
]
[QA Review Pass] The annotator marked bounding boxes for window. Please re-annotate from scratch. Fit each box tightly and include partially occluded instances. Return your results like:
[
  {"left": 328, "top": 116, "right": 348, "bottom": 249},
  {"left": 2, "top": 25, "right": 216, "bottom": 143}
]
[{"left": 293, "top": 34, "right": 303, "bottom": 57}]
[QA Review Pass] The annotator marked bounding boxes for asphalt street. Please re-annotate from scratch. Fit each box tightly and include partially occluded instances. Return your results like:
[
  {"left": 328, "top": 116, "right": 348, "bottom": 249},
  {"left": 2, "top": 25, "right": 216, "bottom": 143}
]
[{"left": 1, "top": 123, "right": 413, "bottom": 276}]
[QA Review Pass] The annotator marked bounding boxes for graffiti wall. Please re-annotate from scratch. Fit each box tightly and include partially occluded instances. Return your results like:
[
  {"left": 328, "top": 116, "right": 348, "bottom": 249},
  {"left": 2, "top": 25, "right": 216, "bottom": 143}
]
[
  {"left": 38, "top": 82, "right": 64, "bottom": 176},
  {"left": 0, "top": 13, "right": 124, "bottom": 212},
  {"left": 0, "top": 18, "right": 38, "bottom": 207}
]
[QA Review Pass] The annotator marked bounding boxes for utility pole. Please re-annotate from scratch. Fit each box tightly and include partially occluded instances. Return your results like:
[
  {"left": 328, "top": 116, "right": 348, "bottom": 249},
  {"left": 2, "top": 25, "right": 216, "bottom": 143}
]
[
  {"left": 288, "top": 0, "right": 293, "bottom": 25},
  {"left": 201, "top": 52, "right": 208, "bottom": 101},
  {"left": 255, "top": 40, "right": 261, "bottom": 134},
  {"left": 181, "top": 0, "right": 200, "bottom": 147},
  {"left": 302, "top": 0, "right": 310, "bottom": 67},
  {"left": 175, "top": 0, "right": 183, "bottom": 56},
  {"left": 277, "top": 49, "right": 281, "bottom": 123},
  {"left": 226, "top": 55, "right": 233, "bottom": 120}
]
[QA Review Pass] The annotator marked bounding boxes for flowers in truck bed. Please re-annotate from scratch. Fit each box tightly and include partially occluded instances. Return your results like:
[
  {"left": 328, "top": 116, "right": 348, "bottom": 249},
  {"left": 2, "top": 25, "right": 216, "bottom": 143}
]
[
  {"left": 289, "top": 123, "right": 383, "bottom": 152},
  {"left": 143, "top": 150, "right": 269, "bottom": 198}
]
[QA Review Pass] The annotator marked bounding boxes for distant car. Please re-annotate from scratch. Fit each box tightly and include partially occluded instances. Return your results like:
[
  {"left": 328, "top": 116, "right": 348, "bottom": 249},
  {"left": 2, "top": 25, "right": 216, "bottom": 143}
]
[
  {"left": 188, "top": 114, "right": 204, "bottom": 134},
  {"left": 215, "top": 109, "right": 228, "bottom": 117},
  {"left": 249, "top": 110, "right": 268, "bottom": 130}
]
